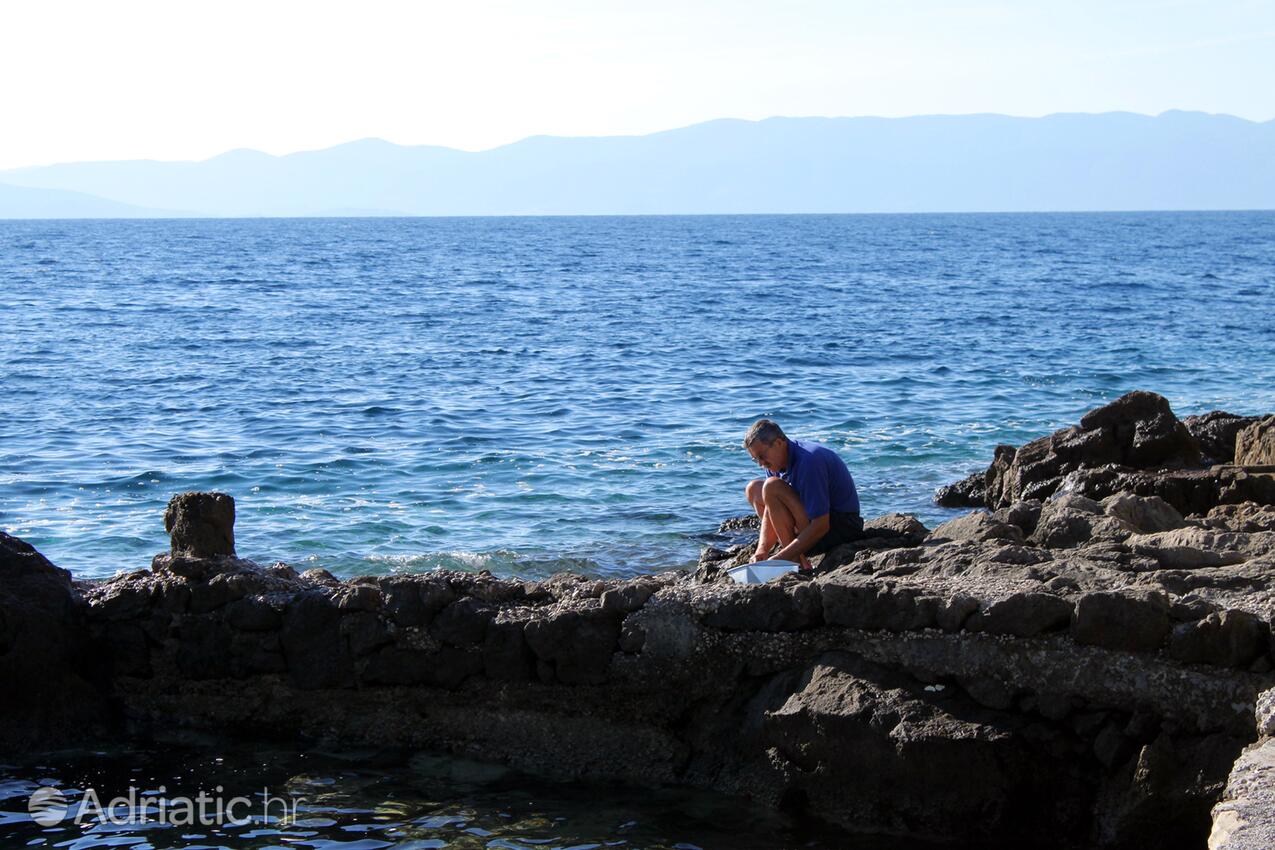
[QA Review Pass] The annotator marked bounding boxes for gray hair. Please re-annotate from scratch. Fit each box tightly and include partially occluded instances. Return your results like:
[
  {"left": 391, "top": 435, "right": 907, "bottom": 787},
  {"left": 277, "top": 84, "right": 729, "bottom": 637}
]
[{"left": 744, "top": 419, "right": 786, "bottom": 448}]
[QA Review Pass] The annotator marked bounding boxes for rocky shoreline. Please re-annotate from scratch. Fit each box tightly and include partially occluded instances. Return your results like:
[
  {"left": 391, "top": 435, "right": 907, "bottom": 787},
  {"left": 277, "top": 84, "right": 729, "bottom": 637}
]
[{"left": 3, "top": 391, "right": 1274, "bottom": 848}]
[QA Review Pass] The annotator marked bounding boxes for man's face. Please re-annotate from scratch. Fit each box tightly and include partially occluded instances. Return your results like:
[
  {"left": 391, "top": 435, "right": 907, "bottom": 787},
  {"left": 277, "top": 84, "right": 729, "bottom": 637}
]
[{"left": 748, "top": 438, "right": 782, "bottom": 473}]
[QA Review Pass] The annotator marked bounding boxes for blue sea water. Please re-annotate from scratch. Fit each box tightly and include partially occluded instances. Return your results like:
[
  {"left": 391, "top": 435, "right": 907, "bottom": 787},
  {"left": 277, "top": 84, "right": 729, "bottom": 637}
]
[{"left": 2, "top": 212, "right": 1274, "bottom": 580}]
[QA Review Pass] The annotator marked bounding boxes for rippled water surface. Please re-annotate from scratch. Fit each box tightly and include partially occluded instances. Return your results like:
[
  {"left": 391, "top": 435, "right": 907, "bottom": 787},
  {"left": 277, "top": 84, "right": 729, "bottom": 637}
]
[
  {"left": 0, "top": 738, "right": 903, "bottom": 849},
  {"left": 2, "top": 213, "right": 1273, "bottom": 578}
]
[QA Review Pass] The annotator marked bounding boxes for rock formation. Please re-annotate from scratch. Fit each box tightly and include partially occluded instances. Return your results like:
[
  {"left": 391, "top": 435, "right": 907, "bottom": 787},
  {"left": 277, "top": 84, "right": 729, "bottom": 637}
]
[
  {"left": 936, "top": 391, "right": 1274, "bottom": 515},
  {"left": 3, "top": 391, "right": 1274, "bottom": 849},
  {"left": 1209, "top": 686, "right": 1275, "bottom": 850},
  {"left": 1235, "top": 416, "right": 1275, "bottom": 467},
  {"left": 0, "top": 532, "right": 110, "bottom": 749}
]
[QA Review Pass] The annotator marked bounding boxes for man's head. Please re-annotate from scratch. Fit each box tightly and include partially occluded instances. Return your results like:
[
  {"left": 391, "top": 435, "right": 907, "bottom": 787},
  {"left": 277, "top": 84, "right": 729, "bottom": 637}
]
[{"left": 744, "top": 419, "right": 788, "bottom": 472}]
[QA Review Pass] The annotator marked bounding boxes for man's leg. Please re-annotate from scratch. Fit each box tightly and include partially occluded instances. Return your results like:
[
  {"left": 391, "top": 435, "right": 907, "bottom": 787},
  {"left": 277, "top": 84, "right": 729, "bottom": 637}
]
[
  {"left": 745, "top": 478, "right": 777, "bottom": 560},
  {"left": 761, "top": 477, "right": 814, "bottom": 567}
]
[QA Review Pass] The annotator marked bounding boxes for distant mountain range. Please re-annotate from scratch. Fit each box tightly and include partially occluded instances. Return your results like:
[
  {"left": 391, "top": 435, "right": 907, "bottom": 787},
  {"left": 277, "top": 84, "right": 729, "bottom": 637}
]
[{"left": 2, "top": 111, "right": 1272, "bottom": 217}]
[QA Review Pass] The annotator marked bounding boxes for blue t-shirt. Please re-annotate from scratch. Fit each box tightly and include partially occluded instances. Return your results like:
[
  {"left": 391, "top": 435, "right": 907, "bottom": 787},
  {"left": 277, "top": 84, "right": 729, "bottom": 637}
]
[{"left": 766, "top": 439, "right": 860, "bottom": 520}]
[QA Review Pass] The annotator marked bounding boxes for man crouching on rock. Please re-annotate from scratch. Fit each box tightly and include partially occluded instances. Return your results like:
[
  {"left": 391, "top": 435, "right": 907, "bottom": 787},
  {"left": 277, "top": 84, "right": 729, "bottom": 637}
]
[{"left": 744, "top": 419, "right": 863, "bottom": 570}]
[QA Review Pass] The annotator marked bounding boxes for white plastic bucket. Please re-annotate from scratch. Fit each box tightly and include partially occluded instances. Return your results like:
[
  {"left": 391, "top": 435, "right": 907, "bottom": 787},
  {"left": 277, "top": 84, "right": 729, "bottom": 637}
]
[{"left": 726, "top": 559, "right": 799, "bottom": 584}]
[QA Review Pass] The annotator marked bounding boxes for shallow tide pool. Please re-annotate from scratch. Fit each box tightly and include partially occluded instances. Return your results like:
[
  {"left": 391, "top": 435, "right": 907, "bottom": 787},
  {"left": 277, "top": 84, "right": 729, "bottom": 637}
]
[{"left": 0, "top": 736, "right": 949, "bottom": 850}]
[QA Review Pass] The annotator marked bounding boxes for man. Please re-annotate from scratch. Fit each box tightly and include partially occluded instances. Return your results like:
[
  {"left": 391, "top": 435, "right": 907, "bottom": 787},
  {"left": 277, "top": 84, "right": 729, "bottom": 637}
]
[{"left": 743, "top": 419, "right": 862, "bottom": 569}]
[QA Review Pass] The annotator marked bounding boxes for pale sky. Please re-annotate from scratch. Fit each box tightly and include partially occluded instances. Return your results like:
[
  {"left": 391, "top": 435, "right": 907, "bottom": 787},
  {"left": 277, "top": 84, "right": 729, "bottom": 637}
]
[{"left": 1, "top": 0, "right": 1272, "bottom": 170}]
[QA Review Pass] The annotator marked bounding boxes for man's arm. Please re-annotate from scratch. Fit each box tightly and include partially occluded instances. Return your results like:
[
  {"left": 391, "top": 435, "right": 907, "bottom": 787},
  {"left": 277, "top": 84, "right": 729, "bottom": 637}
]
[
  {"left": 773, "top": 512, "right": 830, "bottom": 563},
  {"left": 752, "top": 511, "right": 779, "bottom": 562}
]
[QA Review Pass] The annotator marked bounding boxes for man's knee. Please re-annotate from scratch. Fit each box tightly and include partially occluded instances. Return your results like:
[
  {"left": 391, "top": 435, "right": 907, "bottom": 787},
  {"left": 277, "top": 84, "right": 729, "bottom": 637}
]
[
  {"left": 762, "top": 477, "right": 809, "bottom": 526},
  {"left": 745, "top": 478, "right": 765, "bottom": 503},
  {"left": 761, "top": 476, "right": 791, "bottom": 503}
]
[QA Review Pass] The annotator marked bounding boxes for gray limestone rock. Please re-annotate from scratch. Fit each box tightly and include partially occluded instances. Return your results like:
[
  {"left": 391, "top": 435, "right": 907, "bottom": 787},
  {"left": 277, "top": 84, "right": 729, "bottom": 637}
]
[
  {"left": 1208, "top": 738, "right": 1275, "bottom": 850},
  {"left": 1102, "top": 492, "right": 1186, "bottom": 534},
  {"left": 1130, "top": 528, "right": 1265, "bottom": 569},
  {"left": 1235, "top": 416, "right": 1275, "bottom": 467},
  {"left": 1072, "top": 590, "right": 1171, "bottom": 653},
  {"left": 930, "top": 511, "right": 1025, "bottom": 544},
  {"left": 982, "top": 591, "right": 1074, "bottom": 637},
  {"left": 1170, "top": 611, "right": 1270, "bottom": 669}
]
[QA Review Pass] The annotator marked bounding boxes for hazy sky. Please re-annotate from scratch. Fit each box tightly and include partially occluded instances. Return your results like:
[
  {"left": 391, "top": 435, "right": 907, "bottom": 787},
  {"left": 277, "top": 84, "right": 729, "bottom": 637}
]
[{"left": 2, "top": 0, "right": 1272, "bottom": 170}]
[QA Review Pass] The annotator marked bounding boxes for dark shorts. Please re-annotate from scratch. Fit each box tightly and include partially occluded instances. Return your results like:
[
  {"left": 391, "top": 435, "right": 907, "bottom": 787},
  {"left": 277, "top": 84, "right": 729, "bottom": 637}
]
[{"left": 808, "top": 511, "right": 864, "bottom": 555}]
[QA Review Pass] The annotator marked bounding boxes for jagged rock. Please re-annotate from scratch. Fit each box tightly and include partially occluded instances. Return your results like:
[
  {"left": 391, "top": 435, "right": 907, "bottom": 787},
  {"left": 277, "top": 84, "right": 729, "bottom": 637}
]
[
  {"left": 300, "top": 567, "right": 340, "bottom": 585},
  {"left": 995, "top": 499, "right": 1044, "bottom": 536},
  {"left": 935, "top": 470, "right": 987, "bottom": 507},
  {"left": 1077, "top": 391, "right": 1201, "bottom": 468},
  {"left": 358, "top": 647, "right": 428, "bottom": 686},
  {"left": 188, "top": 572, "right": 253, "bottom": 614},
  {"left": 333, "top": 584, "right": 383, "bottom": 612},
  {"left": 1028, "top": 495, "right": 1135, "bottom": 549},
  {"left": 930, "top": 511, "right": 1025, "bottom": 544},
  {"left": 523, "top": 604, "right": 622, "bottom": 685},
  {"left": 1051, "top": 493, "right": 1104, "bottom": 514},
  {"left": 694, "top": 544, "right": 752, "bottom": 582},
  {"left": 1257, "top": 687, "right": 1275, "bottom": 737},
  {"left": 759, "top": 652, "right": 1092, "bottom": 845},
  {"left": 700, "top": 582, "right": 822, "bottom": 632},
  {"left": 981, "top": 591, "right": 1074, "bottom": 637},
  {"left": 378, "top": 575, "right": 457, "bottom": 626},
  {"left": 863, "top": 512, "right": 931, "bottom": 544},
  {"left": 1072, "top": 591, "right": 1171, "bottom": 652},
  {"left": 1235, "top": 416, "right": 1275, "bottom": 467},
  {"left": 819, "top": 578, "right": 939, "bottom": 631},
  {"left": 1097, "top": 732, "right": 1247, "bottom": 850},
  {"left": 936, "top": 594, "right": 979, "bottom": 632},
  {"left": 1209, "top": 738, "right": 1275, "bottom": 850},
  {"left": 432, "top": 597, "right": 494, "bottom": 646},
  {"left": 92, "top": 575, "right": 158, "bottom": 620},
  {"left": 1129, "top": 528, "right": 1268, "bottom": 569},
  {"left": 175, "top": 615, "right": 235, "bottom": 678},
  {"left": 944, "top": 392, "right": 1213, "bottom": 511},
  {"left": 1202, "top": 503, "right": 1275, "bottom": 533},
  {"left": 1062, "top": 466, "right": 1275, "bottom": 518},
  {"left": 717, "top": 514, "right": 760, "bottom": 532},
  {"left": 359, "top": 646, "right": 481, "bottom": 688},
  {"left": 0, "top": 535, "right": 109, "bottom": 747},
  {"left": 230, "top": 631, "right": 286, "bottom": 675},
  {"left": 1101, "top": 493, "right": 1185, "bottom": 534},
  {"left": 1183, "top": 411, "right": 1259, "bottom": 465},
  {"left": 340, "top": 610, "right": 393, "bottom": 656},
  {"left": 164, "top": 491, "right": 236, "bottom": 558},
  {"left": 280, "top": 591, "right": 355, "bottom": 689},
  {"left": 600, "top": 580, "right": 657, "bottom": 613},
  {"left": 482, "top": 616, "right": 534, "bottom": 682},
  {"left": 529, "top": 571, "right": 607, "bottom": 603},
  {"left": 1000, "top": 433, "right": 1067, "bottom": 505},
  {"left": 223, "top": 596, "right": 282, "bottom": 631},
  {"left": 1029, "top": 507, "right": 1098, "bottom": 549},
  {"left": 1170, "top": 611, "right": 1269, "bottom": 669}
]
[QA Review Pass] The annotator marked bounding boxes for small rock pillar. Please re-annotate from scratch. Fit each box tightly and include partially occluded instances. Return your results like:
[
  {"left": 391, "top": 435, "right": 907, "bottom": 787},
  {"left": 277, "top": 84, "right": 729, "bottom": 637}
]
[{"left": 164, "top": 492, "right": 236, "bottom": 558}]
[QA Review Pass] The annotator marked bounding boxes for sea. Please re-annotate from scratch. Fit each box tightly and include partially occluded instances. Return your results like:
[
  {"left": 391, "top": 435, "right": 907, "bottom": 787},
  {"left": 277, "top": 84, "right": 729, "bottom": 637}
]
[
  {"left": 3, "top": 211, "right": 1274, "bottom": 850},
  {"left": 3, "top": 212, "right": 1274, "bottom": 581}
]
